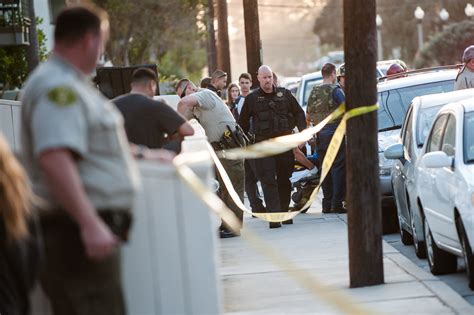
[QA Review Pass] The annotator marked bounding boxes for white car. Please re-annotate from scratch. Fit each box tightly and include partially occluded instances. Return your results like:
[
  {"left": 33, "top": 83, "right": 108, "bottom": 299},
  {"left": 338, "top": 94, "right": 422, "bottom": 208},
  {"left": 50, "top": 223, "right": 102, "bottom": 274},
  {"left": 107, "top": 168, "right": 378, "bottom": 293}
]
[
  {"left": 384, "top": 89, "right": 474, "bottom": 258},
  {"left": 416, "top": 98, "right": 474, "bottom": 289}
]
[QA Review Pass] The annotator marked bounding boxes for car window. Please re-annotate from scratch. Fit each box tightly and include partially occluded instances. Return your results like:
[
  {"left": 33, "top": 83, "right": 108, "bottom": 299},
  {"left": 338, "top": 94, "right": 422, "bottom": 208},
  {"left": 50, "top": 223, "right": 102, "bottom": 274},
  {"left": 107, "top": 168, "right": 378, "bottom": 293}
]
[
  {"left": 303, "top": 78, "right": 323, "bottom": 107},
  {"left": 402, "top": 107, "right": 413, "bottom": 159},
  {"left": 427, "top": 114, "right": 448, "bottom": 153},
  {"left": 377, "top": 80, "right": 454, "bottom": 131},
  {"left": 441, "top": 115, "right": 456, "bottom": 157},
  {"left": 416, "top": 104, "right": 444, "bottom": 147},
  {"left": 464, "top": 112, "right": 474, "bottom": 163}
]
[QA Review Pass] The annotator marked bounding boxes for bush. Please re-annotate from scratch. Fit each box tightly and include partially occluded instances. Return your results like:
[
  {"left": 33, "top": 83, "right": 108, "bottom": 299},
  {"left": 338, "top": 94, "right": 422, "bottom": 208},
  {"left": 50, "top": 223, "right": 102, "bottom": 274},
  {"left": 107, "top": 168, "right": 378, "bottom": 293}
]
[{"left": 414, "top": 20, "right": 474, "bottom": 68}]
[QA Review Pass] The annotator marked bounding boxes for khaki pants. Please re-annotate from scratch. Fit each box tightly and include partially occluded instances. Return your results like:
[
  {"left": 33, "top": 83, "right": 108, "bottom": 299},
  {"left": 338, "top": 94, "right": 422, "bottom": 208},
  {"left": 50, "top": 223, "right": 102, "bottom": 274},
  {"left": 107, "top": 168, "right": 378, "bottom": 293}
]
[
  {"left": 217, "top": 158, "right": 245, "bottom": 231},
  {"left": 39, "top": 213, "right": 125, "bottom": 315}
]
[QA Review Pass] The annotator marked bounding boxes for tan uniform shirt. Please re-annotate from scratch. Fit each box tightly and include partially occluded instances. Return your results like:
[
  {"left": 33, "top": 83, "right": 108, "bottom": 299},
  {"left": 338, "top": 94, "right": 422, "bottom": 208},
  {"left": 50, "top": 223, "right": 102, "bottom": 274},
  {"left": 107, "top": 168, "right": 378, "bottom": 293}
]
[
  {"left": 192, "top": 88, "right": 237, "bottom": 142},
  {"left": 454, "top": 66, "right": 474, "bottom": 90},
  {"left": 21, "top": 55, "right": 140, "bottom": 212}
]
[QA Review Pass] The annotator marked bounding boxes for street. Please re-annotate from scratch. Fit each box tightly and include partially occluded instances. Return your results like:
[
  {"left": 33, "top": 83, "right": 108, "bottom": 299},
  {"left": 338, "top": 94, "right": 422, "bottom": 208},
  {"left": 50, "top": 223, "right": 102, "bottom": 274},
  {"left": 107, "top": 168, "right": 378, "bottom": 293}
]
[{"left": 384, "top": 233, "right": 474, "bottom": 306}]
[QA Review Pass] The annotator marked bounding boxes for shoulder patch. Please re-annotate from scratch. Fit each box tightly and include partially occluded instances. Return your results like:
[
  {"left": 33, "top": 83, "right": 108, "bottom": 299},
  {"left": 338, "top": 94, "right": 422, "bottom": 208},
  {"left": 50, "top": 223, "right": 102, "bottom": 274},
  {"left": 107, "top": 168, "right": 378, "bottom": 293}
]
[{"left": 47, "top": 86, "right": 77, "bottom": 107}]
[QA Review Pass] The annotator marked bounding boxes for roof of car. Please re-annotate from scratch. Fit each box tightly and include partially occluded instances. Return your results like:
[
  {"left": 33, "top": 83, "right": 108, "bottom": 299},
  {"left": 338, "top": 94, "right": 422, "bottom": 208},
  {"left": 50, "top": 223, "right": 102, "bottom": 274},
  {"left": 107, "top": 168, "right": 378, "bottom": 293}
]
[
  {"left": 300, "top": 71, "right": 322, "bottom": 81},
  {"left": 458, "top": 97, "right": 474, "bottom": 112},
  {"left": 413, "top": 89, "right": 474, "bottom": 111},
  {"left": 377, "top": 68, "right": 458, "bottom": 92}
]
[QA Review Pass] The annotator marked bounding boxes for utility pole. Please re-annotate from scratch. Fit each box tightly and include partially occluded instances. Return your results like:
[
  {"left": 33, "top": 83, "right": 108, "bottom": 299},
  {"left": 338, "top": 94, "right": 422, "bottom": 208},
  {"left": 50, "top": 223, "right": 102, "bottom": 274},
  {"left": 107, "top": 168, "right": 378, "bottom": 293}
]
[
  {"left": 206, "top": 0, "right": 217, "bottom": 75},
  {"left": 243, "top": 0, "right": 262, "bottom": 88},
  {"left": 26, "top": 0, "right": 39, "bottom": 73},
  {"left": 343, "top": 0, "right": 384, "bottom": 287},
  {"left": 215, "top": 0, "right": 231, "bottom": 79}
]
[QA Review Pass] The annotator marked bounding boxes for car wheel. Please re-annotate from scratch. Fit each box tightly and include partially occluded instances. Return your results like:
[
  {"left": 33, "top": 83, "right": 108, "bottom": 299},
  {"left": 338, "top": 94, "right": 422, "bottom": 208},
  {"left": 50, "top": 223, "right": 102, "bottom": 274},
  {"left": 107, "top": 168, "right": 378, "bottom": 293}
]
[
  {"left": 456, "top": 216, "right": 474, "bottom": 290},
  {"left": 411, "top": 203, "right": 426, "bottom": 259},
  {"left": 424, "top": 217, "right": 457, "bottom": 275},
  {"left": 399, "top": 213, "right": 413, "bottom": 245}
]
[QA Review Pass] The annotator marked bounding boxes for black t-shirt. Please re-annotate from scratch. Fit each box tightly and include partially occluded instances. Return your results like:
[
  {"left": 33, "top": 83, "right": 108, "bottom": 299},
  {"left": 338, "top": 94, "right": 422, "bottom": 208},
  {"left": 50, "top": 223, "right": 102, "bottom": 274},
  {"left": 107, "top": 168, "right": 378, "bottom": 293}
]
[{"left": 114, "top": 94, "right": 186, "bottom": 150}]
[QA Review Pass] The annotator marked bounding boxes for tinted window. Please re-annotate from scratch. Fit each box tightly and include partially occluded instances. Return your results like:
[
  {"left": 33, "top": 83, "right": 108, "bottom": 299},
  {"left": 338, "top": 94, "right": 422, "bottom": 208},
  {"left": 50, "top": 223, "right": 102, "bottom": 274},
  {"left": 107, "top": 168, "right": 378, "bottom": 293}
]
[
  {"left": 427, "top": 114, "right": 448, "bottom": 153},
  {"left": 377, "top": 80, "right": 454, "bottom": 131},
  {"left": 441, "top": 115, "right": 456, "bottom": 157},
  {"left": 464, "top": 112, "right": 474, "bottom": 163},
  {"left": 416, "top": 105, "right": 444, "bottom": 147}
]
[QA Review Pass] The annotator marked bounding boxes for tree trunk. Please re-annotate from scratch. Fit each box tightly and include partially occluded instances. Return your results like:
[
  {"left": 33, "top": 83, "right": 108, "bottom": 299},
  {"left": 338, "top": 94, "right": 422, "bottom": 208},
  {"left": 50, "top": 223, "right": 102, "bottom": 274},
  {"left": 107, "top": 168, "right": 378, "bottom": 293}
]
[
  {"left": 215, "top": 0, "right": 231, "bottom": 79},
  {"left": 243, "top": 0, "right": 262, "bottom": 88},
  {"left": 343, "top": 0, "right": 384, "bottom": 288},
  {"left": 206, "top": 0, "right": 217, "bottom": 75},
  {"left": 26, "top": 0, "right": 39, "bottom": 73}
]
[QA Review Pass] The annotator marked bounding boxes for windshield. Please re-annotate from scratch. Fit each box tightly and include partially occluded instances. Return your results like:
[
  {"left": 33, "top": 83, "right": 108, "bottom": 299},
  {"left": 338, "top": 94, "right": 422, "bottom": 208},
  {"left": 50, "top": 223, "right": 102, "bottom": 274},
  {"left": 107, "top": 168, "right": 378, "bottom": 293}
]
[
  {"left": 464, "top": 112, "right": 474, "bottom": 163},
  {"left": 377, "top": 80, "right": 454, "bottom": 131},
  {"left": 416, "top": 105, "right": 444, "bottom": 147},
  {"left": 303, "top": 78, "right": 323, "bottom": 107}
]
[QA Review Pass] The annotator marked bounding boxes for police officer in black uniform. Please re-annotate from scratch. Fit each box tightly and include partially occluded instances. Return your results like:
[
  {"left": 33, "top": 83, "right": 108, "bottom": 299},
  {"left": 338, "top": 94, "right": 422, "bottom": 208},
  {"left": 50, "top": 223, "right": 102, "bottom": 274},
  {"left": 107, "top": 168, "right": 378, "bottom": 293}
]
[{"left": 239, "top": 65, "right": 306, "bottom": 229}]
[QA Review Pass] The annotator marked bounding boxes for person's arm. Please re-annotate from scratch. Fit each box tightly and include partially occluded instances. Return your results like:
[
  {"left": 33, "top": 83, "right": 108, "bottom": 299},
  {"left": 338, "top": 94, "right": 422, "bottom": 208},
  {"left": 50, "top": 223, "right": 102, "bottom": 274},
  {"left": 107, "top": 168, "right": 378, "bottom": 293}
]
[
  {"left": 177, "top": 94, "right": 199, "bottom": 120},
  {"left": 38, "top": 149, "right": 118, "bottom": 261},
  {"left": 332, "top": 87, "right": 346, "bottom": 106},
  {"left": 287, "top": 90, "right": 306, "bottom": 132}
]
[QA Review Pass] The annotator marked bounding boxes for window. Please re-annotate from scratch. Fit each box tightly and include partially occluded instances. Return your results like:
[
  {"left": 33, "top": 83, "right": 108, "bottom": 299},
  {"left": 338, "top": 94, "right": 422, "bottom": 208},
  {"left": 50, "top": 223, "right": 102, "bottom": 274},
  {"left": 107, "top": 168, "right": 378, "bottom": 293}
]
[
  {"left": 441, "top": 115, "right": 456, "bottom": 157},
  {"left": 377, "top": 80, "right": 454, "bottom": 131},
  {"left": 49, "top": 0, "right": 65, "bottom": 24},
  {"left": 464, "top": 112, "right": 474, "bottom": 163},
  {"left": 416, "top": 105, "right": 444, "bottom": 147},
  {"left": 426, "top": 114, "right": 448, "bottom": 153},
  {"left": 402, "top": 107, "right": 413, "bottom": 159}
]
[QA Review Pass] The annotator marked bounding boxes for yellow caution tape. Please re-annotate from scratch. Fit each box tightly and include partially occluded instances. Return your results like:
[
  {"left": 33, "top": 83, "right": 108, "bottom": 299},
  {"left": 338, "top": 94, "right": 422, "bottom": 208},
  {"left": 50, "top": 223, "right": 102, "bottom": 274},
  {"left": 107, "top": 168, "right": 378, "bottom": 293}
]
[
  {"left": 207, "top": 103, "right": 379, "bottom": 224},
  {"left": 173, "top": 102, "right": 380, "bottom": 314}
]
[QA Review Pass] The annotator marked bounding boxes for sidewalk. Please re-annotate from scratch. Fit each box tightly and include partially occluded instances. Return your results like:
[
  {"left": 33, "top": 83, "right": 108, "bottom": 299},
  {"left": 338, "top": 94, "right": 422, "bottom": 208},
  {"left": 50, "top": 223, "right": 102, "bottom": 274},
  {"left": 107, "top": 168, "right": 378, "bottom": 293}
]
[{"left": 219, "top": 201, "right": 474, "bottom": 314}]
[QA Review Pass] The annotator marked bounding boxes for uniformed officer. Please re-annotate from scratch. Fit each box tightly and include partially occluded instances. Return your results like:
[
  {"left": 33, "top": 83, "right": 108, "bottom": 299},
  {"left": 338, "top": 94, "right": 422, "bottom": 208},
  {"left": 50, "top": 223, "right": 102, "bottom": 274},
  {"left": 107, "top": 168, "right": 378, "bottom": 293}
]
[
  {"left": 20, "top": 5, "right": 174, "bottom": 314},
  {"left": 239, "top": 65, "right": 306, "bottom": 229},
  {"left": 306, "top": 63, "right": 346, "bottom": 214},
  {"left": 454, "top": 45, "right": 474, "bottom": 90},
  {"left": 176, "top": 79, "right": 245, "bottom": 238}
]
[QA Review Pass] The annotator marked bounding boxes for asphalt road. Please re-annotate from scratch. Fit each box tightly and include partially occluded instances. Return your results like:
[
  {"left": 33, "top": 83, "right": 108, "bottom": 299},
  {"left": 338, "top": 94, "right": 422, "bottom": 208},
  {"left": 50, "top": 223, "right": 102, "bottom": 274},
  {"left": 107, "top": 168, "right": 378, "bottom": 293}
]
[{"left": 384, "top": 233, "right": 474, "bottom": 306}]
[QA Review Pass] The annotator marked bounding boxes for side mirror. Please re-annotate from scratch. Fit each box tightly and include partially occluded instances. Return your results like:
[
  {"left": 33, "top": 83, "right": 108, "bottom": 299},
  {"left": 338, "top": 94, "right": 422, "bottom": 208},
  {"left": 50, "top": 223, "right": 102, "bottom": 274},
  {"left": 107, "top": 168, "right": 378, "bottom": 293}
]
[
  {"left": 384, "top": 143, "right": 404, "bottom": 160},
  {"left": 421, "top": 151, "right": 452, "bottom": 169}
]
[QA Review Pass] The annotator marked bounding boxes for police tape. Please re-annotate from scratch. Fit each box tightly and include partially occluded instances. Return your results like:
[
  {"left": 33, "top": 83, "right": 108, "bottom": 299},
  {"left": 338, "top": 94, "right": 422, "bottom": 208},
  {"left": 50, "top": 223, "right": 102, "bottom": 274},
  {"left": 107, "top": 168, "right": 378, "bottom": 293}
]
[
  {"left": 173, "top": 103, "right": 380, "bottom": 314},
  {"left": 173, "top": 157, "right": 376, "bottom": 315},
  {"left": 209, "top": 103, "right": 379, "bottom": 223}
]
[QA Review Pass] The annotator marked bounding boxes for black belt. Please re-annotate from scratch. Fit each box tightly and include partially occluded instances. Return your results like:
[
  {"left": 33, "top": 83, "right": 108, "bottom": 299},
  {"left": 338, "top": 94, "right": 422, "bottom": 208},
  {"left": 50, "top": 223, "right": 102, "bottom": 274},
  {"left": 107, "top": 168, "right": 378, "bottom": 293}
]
[{"left": 40, "top": 209, "right": 132, "bottom": 242}]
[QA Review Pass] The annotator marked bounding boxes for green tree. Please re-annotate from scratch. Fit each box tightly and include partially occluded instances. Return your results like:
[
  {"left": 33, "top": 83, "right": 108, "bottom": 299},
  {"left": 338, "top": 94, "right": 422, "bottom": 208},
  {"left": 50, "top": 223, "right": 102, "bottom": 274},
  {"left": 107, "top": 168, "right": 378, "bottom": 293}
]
[
  {"left": 93, "top": 0, "right": 208, "bottom": 83},
  {"left": 0, "top": 17, "right": 47, "bottom": 90},
  {"left": 414, "top": 20, "right": 474, "bottom": 68},
  {"left": 313, "top": 0, "right": 472, "bottom": 65}
]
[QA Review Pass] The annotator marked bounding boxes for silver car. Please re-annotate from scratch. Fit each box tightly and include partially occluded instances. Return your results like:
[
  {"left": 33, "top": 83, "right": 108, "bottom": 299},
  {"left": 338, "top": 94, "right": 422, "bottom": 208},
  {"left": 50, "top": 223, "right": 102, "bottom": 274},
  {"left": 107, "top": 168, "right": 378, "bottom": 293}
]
[{"left": 384, "top": 89, "right": 474, "bottom": 257}]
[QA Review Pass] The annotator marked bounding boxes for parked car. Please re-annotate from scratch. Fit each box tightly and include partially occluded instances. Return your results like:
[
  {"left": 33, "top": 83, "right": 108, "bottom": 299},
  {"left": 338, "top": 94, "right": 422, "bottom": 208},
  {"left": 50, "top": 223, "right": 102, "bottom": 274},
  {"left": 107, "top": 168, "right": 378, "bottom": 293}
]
[
  {"left": 376, "top": 67, "right": 459, "bottom": 231},
  {"left": 416, "top": 99, "right": 474, "bottom": 289},
  {"left": 384, "top": 89, "right": 474, "bottom": 257},
  {"left": 296, "top": 66, "right": 458, "bottom": 231}
]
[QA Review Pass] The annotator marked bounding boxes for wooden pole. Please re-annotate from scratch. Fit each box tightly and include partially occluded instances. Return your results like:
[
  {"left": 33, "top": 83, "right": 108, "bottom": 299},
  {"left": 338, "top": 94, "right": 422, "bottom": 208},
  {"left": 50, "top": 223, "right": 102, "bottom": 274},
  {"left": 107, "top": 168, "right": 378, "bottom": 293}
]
[
  {"left": 26, "top": 0, "right": 39, "bottom": 73},
  {"left": 243, "top": 0, "right": 262, "bottom": 88},
  {"left": 215, "top": 0, "right": 231, "bottom": 79},
  {"left": 206, "top": 0, "right": 217, "bottom": 75},
  {"left": 343, "top": 0, "right": 384, "bottom": 287}
]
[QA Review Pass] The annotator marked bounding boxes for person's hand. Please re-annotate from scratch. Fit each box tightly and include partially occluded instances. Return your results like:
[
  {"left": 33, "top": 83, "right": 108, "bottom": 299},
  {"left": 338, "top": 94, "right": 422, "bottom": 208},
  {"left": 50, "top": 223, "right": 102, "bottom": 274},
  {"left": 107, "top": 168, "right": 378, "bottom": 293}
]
[
  {"left": 80, "top": 216, "right": 118, "bottom": 261},
  {"left": 145, "top": 148, "right": 176, "bottom": 163}
]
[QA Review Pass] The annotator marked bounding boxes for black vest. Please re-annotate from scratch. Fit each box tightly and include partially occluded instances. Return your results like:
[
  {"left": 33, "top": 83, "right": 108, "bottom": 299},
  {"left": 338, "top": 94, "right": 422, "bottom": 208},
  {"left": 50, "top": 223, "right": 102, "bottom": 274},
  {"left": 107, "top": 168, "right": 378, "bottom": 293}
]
[{"left": 253, "top": 88, "right": 295, "bottom": 141}]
